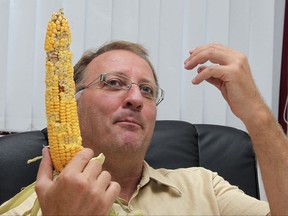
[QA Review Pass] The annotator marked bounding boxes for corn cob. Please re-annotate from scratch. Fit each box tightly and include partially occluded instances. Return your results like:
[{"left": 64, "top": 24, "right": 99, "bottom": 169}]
[
  {"left": 44, "top": 9, "right": 83, "bottom": 172},
  {"left": 0, "top": 9, "right": 107, "bottom": 216}
]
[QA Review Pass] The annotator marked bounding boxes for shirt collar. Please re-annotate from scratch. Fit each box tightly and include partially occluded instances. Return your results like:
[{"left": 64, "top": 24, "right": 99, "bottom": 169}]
[{"left": 140, "top": 161, "right": 182, "bottom": 196}]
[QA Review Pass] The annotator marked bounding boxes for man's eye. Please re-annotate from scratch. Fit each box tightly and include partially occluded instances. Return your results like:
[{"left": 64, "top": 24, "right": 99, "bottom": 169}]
[
  {"left": 106, "top": 79, "right": 124, "bottom": 87},
  {"left": 140, "top": 85, "right": 154, "bottom": 96}
]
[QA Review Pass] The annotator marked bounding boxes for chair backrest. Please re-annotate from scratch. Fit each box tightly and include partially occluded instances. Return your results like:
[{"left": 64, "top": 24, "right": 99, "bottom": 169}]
[
  {"left": 145, "top": 120, "right": 259, "bottom": 199},
  {"left": 0, "top": 120, "right": 259, "bottom": 205}
]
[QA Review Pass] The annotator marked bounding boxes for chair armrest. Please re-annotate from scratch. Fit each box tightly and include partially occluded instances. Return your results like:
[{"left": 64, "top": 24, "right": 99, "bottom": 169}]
[{"left": 0, "top": 130, "right": 46, "bottom": 204}]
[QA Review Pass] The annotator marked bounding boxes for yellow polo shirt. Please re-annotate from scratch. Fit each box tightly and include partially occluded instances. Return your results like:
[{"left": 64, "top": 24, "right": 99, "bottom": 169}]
[{"left": 2, "top": 162, "right": 270, "bottom": 215}]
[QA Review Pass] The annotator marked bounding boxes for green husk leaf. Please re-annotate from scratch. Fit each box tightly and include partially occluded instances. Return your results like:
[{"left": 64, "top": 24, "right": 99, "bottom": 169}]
[{"left": 0, "top": 182, "right": 36, "bottom": 214}]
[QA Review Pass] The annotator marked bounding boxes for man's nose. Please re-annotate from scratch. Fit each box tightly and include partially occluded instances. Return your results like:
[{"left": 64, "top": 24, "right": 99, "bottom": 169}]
[{"left": 123, "top": 84, "right": 143, "bottom": 111}]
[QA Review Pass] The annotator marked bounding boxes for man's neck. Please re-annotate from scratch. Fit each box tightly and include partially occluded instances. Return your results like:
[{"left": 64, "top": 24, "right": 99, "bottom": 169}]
[{"left": 103, "top": 156, "right": 144, "bottom": 201}]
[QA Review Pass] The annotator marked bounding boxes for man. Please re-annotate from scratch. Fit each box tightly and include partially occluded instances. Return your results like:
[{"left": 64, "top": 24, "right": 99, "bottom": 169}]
[{"left": 6, "top": 41, "right": 288, "bottom": 215}]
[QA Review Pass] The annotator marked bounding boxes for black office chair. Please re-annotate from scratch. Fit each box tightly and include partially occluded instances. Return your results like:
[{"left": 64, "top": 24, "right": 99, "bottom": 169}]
[{"left": 0, "top": 120, "right": 259, "bottom": 205}]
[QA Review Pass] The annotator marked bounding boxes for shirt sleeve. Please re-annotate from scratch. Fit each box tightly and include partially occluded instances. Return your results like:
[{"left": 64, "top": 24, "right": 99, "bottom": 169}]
[{"left": 212, "top": 172, "right": 270, "bottom": 215}]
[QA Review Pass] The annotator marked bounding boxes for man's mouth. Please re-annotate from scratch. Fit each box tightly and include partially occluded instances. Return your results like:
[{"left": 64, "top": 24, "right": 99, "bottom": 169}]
[{"left": 114, "top": 117, "right": 143, "bottom": 129}]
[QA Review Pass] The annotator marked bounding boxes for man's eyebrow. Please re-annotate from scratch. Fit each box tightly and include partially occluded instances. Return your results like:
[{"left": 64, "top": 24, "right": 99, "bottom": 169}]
[{"left": 112, "top": 71, "right": 156, "bottom": 85}]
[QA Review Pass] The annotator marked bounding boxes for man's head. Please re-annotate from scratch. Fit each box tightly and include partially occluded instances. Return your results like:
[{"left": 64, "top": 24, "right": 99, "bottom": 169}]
[
  {"left": 74, "top": 41, "right": 159, "bottom": 92},
  {"left": 74, "top": 41, "right": 163, "bottom": 163}
]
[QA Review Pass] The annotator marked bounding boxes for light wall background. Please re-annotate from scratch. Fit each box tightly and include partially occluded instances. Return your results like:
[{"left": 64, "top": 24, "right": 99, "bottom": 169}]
[{"left": 0, "top": 0, "right": 286, "bottom": 200}]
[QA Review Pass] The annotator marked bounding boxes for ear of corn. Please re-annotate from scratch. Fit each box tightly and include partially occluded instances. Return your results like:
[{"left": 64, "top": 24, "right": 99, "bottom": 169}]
[
  {"left": 44, "top": 9, "right": 83, "bottom": 173},
  {"left": 0, "top": 9, "right": 108, "bottom": 215}
]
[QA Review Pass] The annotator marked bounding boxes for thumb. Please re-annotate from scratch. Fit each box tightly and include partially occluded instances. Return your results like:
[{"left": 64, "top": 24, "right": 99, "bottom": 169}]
[{"left": 35, "top": 148, "right": 53, "bottom": 194}]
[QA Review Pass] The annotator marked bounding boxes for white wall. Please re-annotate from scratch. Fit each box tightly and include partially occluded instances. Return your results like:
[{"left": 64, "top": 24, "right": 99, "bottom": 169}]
[
  {"left": 0, "top": 0, "right": 286, "bottom": 200},
  {"left": 0, "top": 0, "right": 285, "bottom": 132},
  {"left": 0, "top": 0, "right": 284, "bottom": 131}
]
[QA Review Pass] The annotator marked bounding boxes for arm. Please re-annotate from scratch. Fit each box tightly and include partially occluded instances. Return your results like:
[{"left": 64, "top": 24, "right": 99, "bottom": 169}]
[
  {"left": 35, "top": 147, "right": 120, "bottom": 216},
  {"left": 184, "top": 43, "right": 288, "bottom": 215}
]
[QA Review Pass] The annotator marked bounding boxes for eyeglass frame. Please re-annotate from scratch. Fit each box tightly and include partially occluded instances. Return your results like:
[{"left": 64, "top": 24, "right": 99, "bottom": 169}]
[{"left": 76, "top": 72, "right": 165, "bottom": 106}]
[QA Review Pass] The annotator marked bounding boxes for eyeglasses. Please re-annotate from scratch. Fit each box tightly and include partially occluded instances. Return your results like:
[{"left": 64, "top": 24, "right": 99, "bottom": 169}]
[{"left": 77, "top": 72, "right": 165, "bottom": 105}]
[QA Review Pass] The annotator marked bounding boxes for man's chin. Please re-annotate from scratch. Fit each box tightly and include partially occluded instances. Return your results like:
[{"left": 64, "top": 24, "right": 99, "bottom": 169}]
[{"left": 115, "top": 131, "right": 144, "bottom": 150}]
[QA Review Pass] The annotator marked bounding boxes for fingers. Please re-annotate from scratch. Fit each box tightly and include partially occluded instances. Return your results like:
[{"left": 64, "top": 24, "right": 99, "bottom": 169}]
[
  {"left": 35, "top": 147, "right": 120, "bottom": 215},
  {"left": 95, "top": 172, "right": 121, "bottom": 202},
  {"left": 37, "top": 147, "right": 53, "bottom": 180},
  {"left": 105, "top": 181, "right": 121, "bottom": 206},
  {"left": 82, "top": 156, "right": 104, "bottom": 180},
  {"left": 61, "top": 148, "right": 108, "bottom": 187},
  {"left": 184, "top": 43, "right": 262, "bottom": 121},
  {"left": 184, "top": 43, "right": 238, "bottom": 70},
  {"left": 192, "top": 64, "right": 230, "bottom": 86},
  {"left": 63, "top": 148, "right": 95, "bottom": 173},
  {"left": 36, "top": 148, "right": 53, "bottom": 193},
  {"left": 184, "top": 43, "right": 249, "bottom": 86}
]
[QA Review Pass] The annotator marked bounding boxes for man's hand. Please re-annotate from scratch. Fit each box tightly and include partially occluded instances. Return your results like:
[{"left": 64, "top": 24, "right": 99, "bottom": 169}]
[
  {"left": 184, "top": 43, "right": 265, "bottom": 123},
  {"left": 35, "top": 147, "right": 120, "bottom": 216},
  {"left": 185, "top": 43, "right": 288, "bottom": 215}
]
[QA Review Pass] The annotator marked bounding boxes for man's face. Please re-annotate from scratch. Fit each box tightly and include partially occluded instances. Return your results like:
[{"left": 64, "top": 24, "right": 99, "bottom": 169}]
[{"left": 77, "top": 50, "right": 157, "bottom": 158}]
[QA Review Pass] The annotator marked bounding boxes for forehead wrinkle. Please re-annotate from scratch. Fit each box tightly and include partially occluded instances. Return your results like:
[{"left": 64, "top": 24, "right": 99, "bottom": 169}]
[{"left": 85, "top": 50, "right": 155, "bottom": 85}]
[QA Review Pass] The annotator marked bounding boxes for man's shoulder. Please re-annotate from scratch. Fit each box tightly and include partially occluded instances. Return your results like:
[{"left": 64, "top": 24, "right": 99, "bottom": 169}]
[
  {"left": 144, "top": 162, "right": 219, "bottom": 186},
  {"left": 156, "top": 166, "right": 218, "bottom": 182}
]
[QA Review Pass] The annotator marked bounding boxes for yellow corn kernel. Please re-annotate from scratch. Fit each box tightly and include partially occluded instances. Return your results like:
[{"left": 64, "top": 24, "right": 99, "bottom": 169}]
[
  {"left": 0, "top": 9, "right": 107, "bottom": 216},
  {"left": 44, "top": 9, "right": 83, "bottom": 172}
]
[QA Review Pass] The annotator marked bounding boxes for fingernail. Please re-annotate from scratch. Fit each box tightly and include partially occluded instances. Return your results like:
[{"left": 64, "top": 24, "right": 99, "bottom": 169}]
[
  {"left": 191, "top": 78, "right": 197, "bottom": 85},
  {"left": 189, "top": 48, "right": 195, "bottom": 54},
  {"left": 42, "top": 147, "right": 47, "bottom": 157},
  {"left": 42, "top": 146, "right": 50, "bottom": 157}
]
